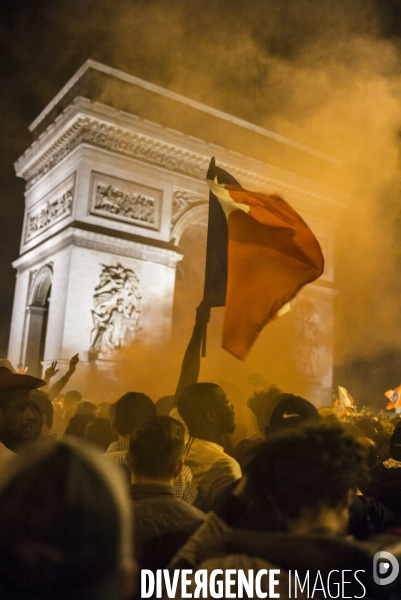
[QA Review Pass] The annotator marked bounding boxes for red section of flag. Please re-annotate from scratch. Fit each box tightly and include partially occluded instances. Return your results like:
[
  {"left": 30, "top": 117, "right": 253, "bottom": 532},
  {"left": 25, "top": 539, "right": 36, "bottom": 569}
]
[{"left": 221, "top": 185, "right": 324, "bottom": 359}]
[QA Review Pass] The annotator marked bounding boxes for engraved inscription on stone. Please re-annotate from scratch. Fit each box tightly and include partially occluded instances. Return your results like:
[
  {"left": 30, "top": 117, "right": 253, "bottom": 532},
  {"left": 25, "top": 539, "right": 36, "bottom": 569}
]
[
  {"left": 90, "top": 263, "right": 142, "bottom": 354},
  {"left": 90, "top": 173, "right": 161, "bottom": 230},
  {"left": 26, "top": 176, "right": 75, "bottom": 241}
]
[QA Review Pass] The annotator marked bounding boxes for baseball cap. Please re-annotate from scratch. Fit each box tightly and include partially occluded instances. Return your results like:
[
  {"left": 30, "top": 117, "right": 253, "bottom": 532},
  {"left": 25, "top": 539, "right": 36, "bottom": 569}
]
[
  {"left": 269, "top": 394, "right": 319, "bottom": 433},
  {"left": 0, "top": 367, "right": 44, "bottom": 393}
]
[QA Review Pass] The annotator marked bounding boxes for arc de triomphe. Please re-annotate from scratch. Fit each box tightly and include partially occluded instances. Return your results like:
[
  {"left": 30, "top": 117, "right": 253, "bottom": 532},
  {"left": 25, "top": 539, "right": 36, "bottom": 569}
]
[{"left": 8, "top": 60, "right": 346, "bottom": 406}]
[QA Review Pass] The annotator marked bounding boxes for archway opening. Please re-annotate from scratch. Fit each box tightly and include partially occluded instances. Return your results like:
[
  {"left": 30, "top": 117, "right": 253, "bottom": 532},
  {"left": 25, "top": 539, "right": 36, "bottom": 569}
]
[{"left": 24, "top": 266, "right": 52, "bottom": 377}]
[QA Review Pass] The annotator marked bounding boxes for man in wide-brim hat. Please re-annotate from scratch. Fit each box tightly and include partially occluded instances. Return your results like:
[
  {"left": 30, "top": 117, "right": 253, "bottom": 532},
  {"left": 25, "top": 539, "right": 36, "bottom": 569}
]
[{"left": 0, "top": 367, "right": 44, "bottom": 472}]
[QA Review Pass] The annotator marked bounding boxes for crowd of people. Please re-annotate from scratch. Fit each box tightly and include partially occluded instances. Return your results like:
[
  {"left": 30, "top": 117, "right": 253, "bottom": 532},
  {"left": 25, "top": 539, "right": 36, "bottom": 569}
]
[{"left": 1, "top": 305, "right": 401, "bottom": 599}]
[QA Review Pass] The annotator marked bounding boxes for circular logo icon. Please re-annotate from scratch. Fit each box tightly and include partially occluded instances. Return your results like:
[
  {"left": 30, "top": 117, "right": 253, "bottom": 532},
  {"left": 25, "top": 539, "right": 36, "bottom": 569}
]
[{"left": 373, "top": 551, "right": 399, "bottom": 586}]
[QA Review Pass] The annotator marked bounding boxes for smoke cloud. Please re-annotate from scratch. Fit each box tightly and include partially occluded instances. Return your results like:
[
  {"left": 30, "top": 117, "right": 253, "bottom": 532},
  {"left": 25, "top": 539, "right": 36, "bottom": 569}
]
[{"left": 3, "top": 0, "right": 401, "bottom": 407}]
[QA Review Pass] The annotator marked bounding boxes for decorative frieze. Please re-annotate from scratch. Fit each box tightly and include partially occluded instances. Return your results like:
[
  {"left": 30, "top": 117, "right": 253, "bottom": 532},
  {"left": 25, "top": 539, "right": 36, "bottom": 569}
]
[
  {"left": 23, "top": 117, "right": 208, "bottom": 191},
  {"left": 25, "top": 175, "right": 75, "bottom": 242},
  {"left": 19, "top": 113, "right": 345, "bottom": 223},
  {"left": 90, "top": 173, "right": 161, "bottom": 230}
]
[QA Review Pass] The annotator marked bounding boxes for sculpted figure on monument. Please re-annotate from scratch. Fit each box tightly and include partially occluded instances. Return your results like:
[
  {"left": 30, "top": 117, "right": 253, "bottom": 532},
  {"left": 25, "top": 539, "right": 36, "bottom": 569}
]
[
  {"left": 171, "top": 190, "right": 205, "bottom": 225},
  {"left": 89, "top": 263, "right": 141, "bottom": 353},
  {"left": 94, "top": 183, "right": 156, "bottom": 224},
  {"left": 292, "top": 298, "right": 321, "bottom": 379},
  {"left": 27, "top": 189, "right": 73, "bottom": 239}
]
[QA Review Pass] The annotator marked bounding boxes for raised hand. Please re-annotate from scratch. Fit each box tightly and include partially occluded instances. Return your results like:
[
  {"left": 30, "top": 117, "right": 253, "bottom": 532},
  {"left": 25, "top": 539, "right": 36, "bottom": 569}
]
[
  {"left": 44, "top": 361, "right": 59, "bottom": 382},
  {"left": 246, "top": 372, "right": 271, "bottom": 388},
  {"left": 195, "top": 301, "right": 211, "bottom": 327},
  {"left": 68, "top": 353, "right": 79, "bottom": 374}
]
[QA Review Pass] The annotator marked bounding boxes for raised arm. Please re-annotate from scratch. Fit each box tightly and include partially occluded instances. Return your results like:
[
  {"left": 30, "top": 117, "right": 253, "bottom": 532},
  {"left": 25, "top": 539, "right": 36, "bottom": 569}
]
[
  {"left": 47, "top": 353, "right": 79, "bottom": 400},
  {"left": 41, "top": 361, "right": 59, "bottom": 389},
  {"left": 174, "top": 302, "right": 210, "bottom": 400}
]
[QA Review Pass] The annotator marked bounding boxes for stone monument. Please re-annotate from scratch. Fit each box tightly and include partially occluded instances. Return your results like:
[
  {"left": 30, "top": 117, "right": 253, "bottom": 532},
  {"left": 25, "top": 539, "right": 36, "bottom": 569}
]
[{"left": 8, "top": 60, "right": 347, "bottom": 404}]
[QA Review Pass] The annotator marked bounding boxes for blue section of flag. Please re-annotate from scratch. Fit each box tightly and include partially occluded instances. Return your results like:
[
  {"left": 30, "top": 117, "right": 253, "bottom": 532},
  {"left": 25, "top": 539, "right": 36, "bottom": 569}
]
[{"left": 203, "top": 157, "right": 241, "bottom": 307}]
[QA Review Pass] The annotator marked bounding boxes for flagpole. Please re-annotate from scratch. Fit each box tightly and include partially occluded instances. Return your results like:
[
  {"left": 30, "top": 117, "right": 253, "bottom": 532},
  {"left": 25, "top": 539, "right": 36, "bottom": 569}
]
[
  {"left": 201, "top": 322, "right": 207, "bottom": 357},
  {"left": 201, "top": 157, "right": 217, "bottom": 360}
]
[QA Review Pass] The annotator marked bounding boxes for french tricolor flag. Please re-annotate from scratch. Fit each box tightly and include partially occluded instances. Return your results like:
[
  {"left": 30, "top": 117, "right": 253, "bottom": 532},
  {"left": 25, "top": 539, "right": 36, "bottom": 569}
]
[
  {"left": 385, "top": 387, "right": 401, "bottom": 410},
  {"left": 203, "top": 158, "right": 324, "bottom": 359}
]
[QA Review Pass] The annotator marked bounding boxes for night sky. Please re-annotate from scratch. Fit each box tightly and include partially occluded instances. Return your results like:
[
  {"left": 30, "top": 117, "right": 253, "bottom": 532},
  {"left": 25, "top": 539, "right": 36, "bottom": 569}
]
[{"left": 1, "top": 0, "right": 401, "bottom": 404}]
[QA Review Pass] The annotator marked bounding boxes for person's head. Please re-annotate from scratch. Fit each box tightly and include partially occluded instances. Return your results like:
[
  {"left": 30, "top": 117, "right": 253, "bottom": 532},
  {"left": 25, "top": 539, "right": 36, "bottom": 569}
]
[
  {"left": 318, "top": 407, "right": 339, "bottom": 425},
  {"left": 177, "top": 383, "right": 235, "bottom": 440},
  {"left": 128, "top": 416, "right": 185, "bottom": 483},
  {"left": 374, "top": 431, "right": 391, "bottom": 463},
  {"left": 30, "top": 389, "right": 54, "bottom": 436},
  {"left": 65, "top": 414, "right": 95, "bottom": 440},
  {"left": 340, "top": 421, "right": 364, "bottom": 440},
  {"left": 113, "top": 393, "right": 155, "bottom": 438},
  {"left": 109, "top": 402, "right": 117, "bottom": 423},
  {"left": 0, "top": 359, "right": 16, "bottom": 373},
  {"left": 372, "top": 417, "right": 384, "bottom": 432},
  {"left": 244, "top": 425, "right": 368, "bottom": 535},
  {"left": 247, "top": 385, "right": 283, "bottom": 436},
  {"left": 356, "top": 418, "right": 379, "bottom": 439},
  {"left": 97, "top": 402, "right": 112, "bottom": 419},
  {"left": 85, "top": 418, "right": 116, "bottom": 452},
  {"left": 0, "top": 438, "right": 135, "bottom": 600},
  {"left": 390, "top": 426, "right": 401, "bottom": 461},
  {"left": 63, "top": 390, "right": 83, "bottom": 412},
  {"left": 357, "top": 436, "right": 378, "bottom": 470},
  {"left": 73, "top": 401, "right": 98, "bottom": 417},
  {"left": 0, "top": 367, "right": 44, "bottom": 450},
  {"left": 267, "top": 394, "right": 319, "bottom": 436},
  {"left": 19, "top": 401, "right": 42, "bottom": 444}
]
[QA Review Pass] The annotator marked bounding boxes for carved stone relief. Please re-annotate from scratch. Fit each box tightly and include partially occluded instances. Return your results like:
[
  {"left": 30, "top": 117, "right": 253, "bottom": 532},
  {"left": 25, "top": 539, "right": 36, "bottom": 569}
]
[
  {"left": 90, "top": 263, "right": 142, "bottom": 354},
  {"left": 25, "top": 176, "right": 75, "bottom": 241},
  {"left": 24, "top": 118, "right": 207, "bottom": 190},
  {"left": 171, "top": 189, "right": 206, "bottom": 226},
  {"left": 292, "top": 298, "right": 321, "bottom": 379},
  {"left": 90, "top": 173, "right": 161, "bottom": 230},
  {"left": 20, "top": 114, "right": 344, "bottom": 222}
]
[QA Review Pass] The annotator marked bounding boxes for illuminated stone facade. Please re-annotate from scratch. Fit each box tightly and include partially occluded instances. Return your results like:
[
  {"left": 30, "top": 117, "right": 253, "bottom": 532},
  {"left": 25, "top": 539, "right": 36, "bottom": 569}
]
[{"left": 8, "top": 61, "right": 346, "bottom": 404}]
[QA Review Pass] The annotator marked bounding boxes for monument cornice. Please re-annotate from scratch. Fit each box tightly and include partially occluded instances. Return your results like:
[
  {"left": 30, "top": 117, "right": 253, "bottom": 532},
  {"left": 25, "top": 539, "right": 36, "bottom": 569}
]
[
  {"left": 15, "top": 98, "right": 348, "bottom": 223},
  {"left": 13, "top": 227, "right": 183, "bottom": 272}
]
